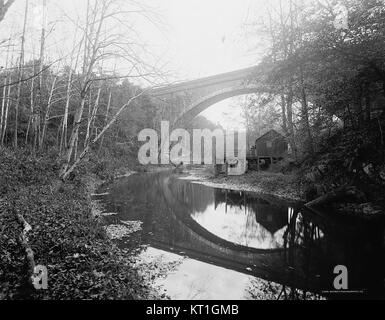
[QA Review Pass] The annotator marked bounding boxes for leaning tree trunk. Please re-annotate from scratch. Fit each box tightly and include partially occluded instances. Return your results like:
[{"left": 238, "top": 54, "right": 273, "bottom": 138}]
[
  {"left": 61, "top": 90, "right": 144, "bottom": 180},
  {"left": 84, "top": 87, "right": 101, "bottom": 148},
  {"left": 0, "top": 0, "right": 16, "bottom": 23}
]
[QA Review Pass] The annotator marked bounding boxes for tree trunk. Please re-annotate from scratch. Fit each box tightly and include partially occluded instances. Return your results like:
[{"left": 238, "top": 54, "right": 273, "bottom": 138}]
[
  {"left": 27, "top": 75, "right": 35, "bottom": 148},
  {"left": 60, "top": 69, "right": 74, "bottom": 154},
  {"left": 85, "top": 87, "right": 101, "bottom": 148},
  {"left": 301, "top": 90, "right": 314, "bottom": 155},
  {"left": 0, "top": 78, "right": 7, "bottom": 139},
  {"left": 0, "top": 0, "right": 16, "bottom": 23},
  {"left": 61, "top": 90, "right": 144, "bottom": 180},
  {"left": 84, "top": 89, "right": 93, "bottom": 148},
  {"left": 306, "top": 186, "right": 366, "bottom": 208},
  {"left": 300, "top": 70, "right": 314, "bottom": 156},
  {"left": 0, "top": 39, "right": 11, "bottom": 144},
  {"left": 280, "top": 94, "right": 288, "bottom": 135},
  {"left": 36, "top": 0, "right": 47, "bottom": 151},
  {"left": 14, "top": 0, "right": 28, "bottom": 149},
  {"left": 1, "top": 80, "right": 11, "bottom": 146},
  {"left": 40, "top": 76, "right": 57, "bottom": 149},
  {"left": 98, "top": 91, "right": 111, "bottom": 153},
  {"left": 63, "top": 95, "right": 86, "bottom": 168},
  {"left": 286, "top": 85, "right": 298, "bottom": 160},
  {"left": 60, "top": 0, "right": 107, "bottom": 177}
]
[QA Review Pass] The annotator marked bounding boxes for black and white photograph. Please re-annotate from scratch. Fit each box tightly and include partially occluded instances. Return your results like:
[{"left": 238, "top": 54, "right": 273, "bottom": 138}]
[{"left": 0, "top": 0, "right": 385, "bottom": 307}]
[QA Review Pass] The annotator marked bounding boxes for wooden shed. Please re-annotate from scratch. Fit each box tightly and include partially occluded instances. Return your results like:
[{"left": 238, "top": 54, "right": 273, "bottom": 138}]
[{"left": 247, "top": 130, "right": 288, "bottom": 171}]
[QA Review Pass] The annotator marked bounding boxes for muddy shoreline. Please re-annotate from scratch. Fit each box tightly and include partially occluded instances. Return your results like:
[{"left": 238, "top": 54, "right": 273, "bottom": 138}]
[{"left": 178, "top": 166, "right": 304, "bottom": 202}]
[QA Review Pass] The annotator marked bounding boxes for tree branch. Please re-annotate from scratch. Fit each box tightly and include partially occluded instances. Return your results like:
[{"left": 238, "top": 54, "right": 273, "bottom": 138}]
[{"left": 0, "top": 0, "right": 16, "bottom": 23}]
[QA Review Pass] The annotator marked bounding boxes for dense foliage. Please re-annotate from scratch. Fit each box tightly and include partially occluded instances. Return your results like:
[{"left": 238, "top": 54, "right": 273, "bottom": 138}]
[
  {"left": 244, "top": 0, "right": 385, "bottom": 159},
  {"left": 239, "top": 0, "right": 385, "bottom": 209}
]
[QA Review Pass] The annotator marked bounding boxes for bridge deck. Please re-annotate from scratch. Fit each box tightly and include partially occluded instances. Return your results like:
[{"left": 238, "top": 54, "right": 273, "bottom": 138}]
[{"left": 150, "top": 66, "right": 258, "bottom": 97}]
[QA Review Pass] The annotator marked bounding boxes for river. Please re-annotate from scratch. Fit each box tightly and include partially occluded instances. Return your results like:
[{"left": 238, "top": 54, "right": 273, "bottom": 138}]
[{"left": 95, "top": 170, "right": 385, "bottom": 300}]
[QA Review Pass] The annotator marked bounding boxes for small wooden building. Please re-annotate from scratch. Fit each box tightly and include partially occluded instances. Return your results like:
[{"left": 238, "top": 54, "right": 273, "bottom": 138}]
[{"left": 247, "top": 130, "right": 288, "bottom": 171}]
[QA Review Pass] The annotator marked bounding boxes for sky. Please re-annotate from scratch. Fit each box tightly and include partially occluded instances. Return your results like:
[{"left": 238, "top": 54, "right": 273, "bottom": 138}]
[
  {"left": 147, "top": 0, "right": 263, "bottom": 79},
  {"left": 0, "top": 0, "right": 268, "bottom": 129},
  {"left": 1, "top": 0, "right": 264, "bottom": 78},
  {"left": 146, "top": 0, "right": 265, "bottom": 129}
]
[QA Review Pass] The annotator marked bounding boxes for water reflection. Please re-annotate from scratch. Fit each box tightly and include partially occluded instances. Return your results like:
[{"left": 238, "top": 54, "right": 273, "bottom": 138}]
[
  {"left": 100, "top": 171, "right": 385, "bottom": 299},
  {"left": 182, "top": 187, "right": 289, "bottom": 249},
  {"left": 140, "top": 247, "right": 255, "bottom": 300}
]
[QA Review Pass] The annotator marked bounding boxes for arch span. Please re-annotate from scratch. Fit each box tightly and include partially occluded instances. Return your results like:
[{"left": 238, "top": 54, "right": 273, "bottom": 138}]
[
  {"left": 174, "top": 84, "right": 267, "bottom": 126},
  {"left": 150, "top": 67, "right": 277, "bottom": 127}
]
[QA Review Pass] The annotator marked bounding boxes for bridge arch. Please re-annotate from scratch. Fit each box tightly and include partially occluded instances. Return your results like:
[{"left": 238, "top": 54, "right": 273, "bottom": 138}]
[
  {"left": 173, "top": 84, "right": 266, "bottom": 126},
  {"left": 150, "top": 66, "right": 277, "bottom": 127}
]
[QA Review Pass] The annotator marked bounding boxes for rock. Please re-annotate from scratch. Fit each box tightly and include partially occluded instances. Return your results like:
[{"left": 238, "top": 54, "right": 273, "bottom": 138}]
[{"left": 363, "top": 163, "right": 374, "bottom": 176}]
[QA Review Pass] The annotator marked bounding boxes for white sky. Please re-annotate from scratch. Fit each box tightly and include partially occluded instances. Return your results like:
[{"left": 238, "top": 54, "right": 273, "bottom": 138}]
[
  {"left": 200, "top": 98, "right": 245, "bottom": 130},
  {"left": 0, "top": 0, "right": 269, "bottom": 128},
  {"left": 149, "top": 0, "right": 266, "bottom": 129},
  {"left": 148, "top": 0, "right": 263, "bottom": 79},
  {"left": 1, "top": 0, "right": 264, "bottom": 77}
]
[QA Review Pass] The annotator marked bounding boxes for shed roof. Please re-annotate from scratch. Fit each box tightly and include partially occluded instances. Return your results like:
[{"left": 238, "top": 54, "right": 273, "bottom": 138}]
[{"left": 255, "top": 129, "right": 286, "bottom": 143}]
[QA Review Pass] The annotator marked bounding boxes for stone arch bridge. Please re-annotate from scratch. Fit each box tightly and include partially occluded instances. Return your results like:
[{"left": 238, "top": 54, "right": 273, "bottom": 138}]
[{"left": 150, "top": 66, "right": 273, "bottom": 127}]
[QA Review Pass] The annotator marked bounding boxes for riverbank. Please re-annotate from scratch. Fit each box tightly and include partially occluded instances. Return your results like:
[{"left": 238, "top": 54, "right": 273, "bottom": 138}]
[
  {"left": 0, "top": 148, "right": 158, "bottom": 300},
  {"left": 179, "top": 165, "right": 385, "bottom": 220},
  {"left": 179, "top": 166, "right": 304, "bottom": 202}
]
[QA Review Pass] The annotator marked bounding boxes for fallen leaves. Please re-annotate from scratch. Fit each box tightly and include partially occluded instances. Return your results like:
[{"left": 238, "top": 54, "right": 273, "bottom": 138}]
[
  {"left": 0, "top": 150, "right": 154, "bottom": 300},
  {"left": 104, "top": 221, "right": 143, "bottom": 240}
]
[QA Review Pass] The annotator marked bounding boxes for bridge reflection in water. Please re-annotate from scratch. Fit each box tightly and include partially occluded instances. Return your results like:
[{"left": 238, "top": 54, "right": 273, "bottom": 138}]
[{"left": 101, "top": 171, "right": 385, "bottom": 299}]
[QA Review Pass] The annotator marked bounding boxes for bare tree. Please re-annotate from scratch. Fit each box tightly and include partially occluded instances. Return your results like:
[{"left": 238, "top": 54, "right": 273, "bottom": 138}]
[
  {"left": 1, "top": 81, "right": 12, "bottom": 145},
  {"left": 98, "top": 91, "right": 112, "bottom": 153},
  {"left": 39, "top": 75, "right": 58, "bottom": 148},
  {"left": 0, "top": 38, "right": 12, "bottom": 145},
  {"left": 35, "top": 0, "right": 47, "bottom": 150},
  {"left": 0, "top": 41, "right": 13, "bottom": 146},
  {"left": 60, "top": 1, "right": 110, "bottom": 176},
  {"left": 61, "top": 88, "right": 146, "bottom": 180},
  {"left": 14, "top": 0, "right": 28, "bottom": 149},
  {"left": 59, "top": 0, "right": 165, "bottom": 179},
  {"left": 59, "top": 29, "right": 84, "bottom": 153},
  {"left": 84, "top": 87, "right": 101, "bottom": 148}
]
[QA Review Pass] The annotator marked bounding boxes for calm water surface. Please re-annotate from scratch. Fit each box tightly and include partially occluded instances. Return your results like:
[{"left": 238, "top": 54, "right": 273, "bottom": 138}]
[{"left": 97, "top": 171, "right": 385, "bottom": 300}]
